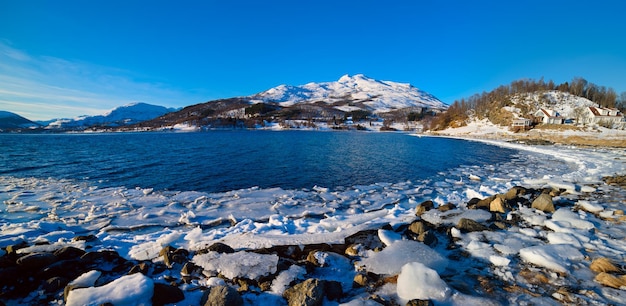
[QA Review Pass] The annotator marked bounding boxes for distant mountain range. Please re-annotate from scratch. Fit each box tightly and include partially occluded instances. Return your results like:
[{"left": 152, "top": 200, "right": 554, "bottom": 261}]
[
  {"left": 1, "top": 75, "right": 448, "bottom": 132},
  {"left": 43, "top": 102, "right": 177, "bottom": 130},
  {"left": 0, "top": 111, "right": 41, "bottom": 130}
]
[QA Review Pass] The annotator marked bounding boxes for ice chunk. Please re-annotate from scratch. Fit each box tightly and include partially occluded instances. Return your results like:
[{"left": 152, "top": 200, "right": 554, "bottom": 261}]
[
  {"left": 551, "top": 208, "right": 595, "bottom": 230},
  {"left": 69, "top": 270, "right": 102, "bottom": 287},
  {"left": 420, "top": 208, "right": 491, "bottom": 226},
  {"left": 547, "top": 232, "right": 582, "bottom": 248},
  {"left": 271, "top": 265, "right": 306, "bottom": 294},
  {"left": 578, "top": 200, "right": 603, "bottom": 213},
  {"left": 519, "top": 244, "right": 584, "bottom": 273},
  {"left": 489, "top": 255, "right": 511, "bottom": 267},
  {"left": 397, "top": 262, "right": 451, "bottom": 301},
  {"left": 193, "top": 251, "right": 279, "bottom": 280},
  {"left": 358, "top": 240, "right": 447, "bottom": 275},
  {"left": 377, "top": 229, "right": 402, "bottom": 246},
  {"left": 66, "top": 273, "right": 154, "bottom": 306}
]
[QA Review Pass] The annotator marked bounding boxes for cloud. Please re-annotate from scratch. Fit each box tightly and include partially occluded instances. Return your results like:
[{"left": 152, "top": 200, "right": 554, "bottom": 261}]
[{"left": 0, "top": 42, "right": 201, "bottom": 120}]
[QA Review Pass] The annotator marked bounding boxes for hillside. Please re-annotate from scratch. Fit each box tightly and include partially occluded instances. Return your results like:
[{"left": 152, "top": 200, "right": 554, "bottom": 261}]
[
  {"left": 250, "top": 74, "right": 447, "bottom": 113},
  {"left": 127, "top": 75, "right": 447, "bottom": 131},
  {"left": 0, "top": 111, "right": 40, "bottom": 130}
]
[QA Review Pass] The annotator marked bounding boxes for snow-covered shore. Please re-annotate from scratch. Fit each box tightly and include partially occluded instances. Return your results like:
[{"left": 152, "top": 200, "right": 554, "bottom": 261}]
[{"left": 1, "top": 137, "right": 626, "bottom": 305}]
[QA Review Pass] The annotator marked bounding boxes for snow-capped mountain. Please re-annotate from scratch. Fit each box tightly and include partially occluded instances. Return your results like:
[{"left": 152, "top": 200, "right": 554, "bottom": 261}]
[
  {"left": 249, "top": 74, "right": 447, "bottom": 113},
  {"left": 46, "top": 102, "right": 177, "bottom": 129},
  {"left": 0, "top": 111, "right": 40, "bottom": 130}
]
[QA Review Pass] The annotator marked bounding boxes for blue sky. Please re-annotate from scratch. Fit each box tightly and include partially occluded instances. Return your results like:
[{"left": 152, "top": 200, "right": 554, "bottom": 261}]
[{"left": 1, "top": 0, "right": 625, "bottom": 120}]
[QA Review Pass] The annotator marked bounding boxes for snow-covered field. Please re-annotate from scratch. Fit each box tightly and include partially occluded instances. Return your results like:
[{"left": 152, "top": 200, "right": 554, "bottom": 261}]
[{"left": 1, "top": 138, "right": 625, "bottom": 305}]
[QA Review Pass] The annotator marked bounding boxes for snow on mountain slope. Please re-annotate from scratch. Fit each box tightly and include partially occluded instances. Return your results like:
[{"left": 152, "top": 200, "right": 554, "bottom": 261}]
[
  {"left": 46, "top": 102, "right": 176, "bottom": 129},
  {"left": 250, "top": 74, "right": 447, "bottom": 113}
]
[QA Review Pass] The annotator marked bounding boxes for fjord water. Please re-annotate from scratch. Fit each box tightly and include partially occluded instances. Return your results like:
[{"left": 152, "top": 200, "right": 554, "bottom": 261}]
[{"left": 0, "top": 131, "right": 517, "bottom": 192}]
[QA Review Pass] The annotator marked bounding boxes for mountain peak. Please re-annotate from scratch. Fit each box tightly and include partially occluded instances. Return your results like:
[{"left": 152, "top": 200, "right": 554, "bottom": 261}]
[{"left": 250, "top": 75, "right": 447, "bottom": 113}]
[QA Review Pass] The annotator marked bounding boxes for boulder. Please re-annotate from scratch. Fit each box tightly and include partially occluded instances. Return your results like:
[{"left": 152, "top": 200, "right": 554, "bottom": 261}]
[
  {"left": 44, "top": 276, "right": 68, "bottom": 293},
  {"left": 16, "top": 252, "right": 58, "bottom": 271},
  {"left": 407, "top": 220, "right": 430, "bottom": 236},
  {"left": 407, "top": 300, "right": 434, "bottom": 306},
  {"left": 283, "top": 278, "right": 325, "bottom": 306},
  {"left": 201, "top": 285, "right": 243, "bottom": 306},
  {"left": 199, "top": 242, "right": 235, "bottom": 254},
  {"left": 531, "top": 194, "right": 555, "bottom": 213},
  {"left": 53, "top": 247, "right": 86, "bottom": 260},
  {"left": 504, "top": 186, "right": 527, "bottom": 200},
  {"left": 152, "top": 283, "right": 185, "bottom": 306},
  {"left": 437, "top": 203, "right": 456, "bottom": 212},
  {"left": 456, "top": 218, "right": 489, "bottom": 233},
  {"left": 475, "top": 195, "right": 496, "bottom": 210},
  {"left": 323, "top": 280, "right": 342, "bottom": 301},
  {"left": 489, "top": 197, "right": 506, "bottom": 213},
  {"left": 415, "top": 200, "right": 434, "bottom": 216}
]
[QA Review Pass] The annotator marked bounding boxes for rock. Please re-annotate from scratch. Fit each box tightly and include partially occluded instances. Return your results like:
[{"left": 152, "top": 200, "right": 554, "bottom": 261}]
[
  {"left": 344, "top": 244, "right": 360, "bottom": 257},
  {"left": 283, "top": 278, "right": 325, "bottom": 306},
  {"left": 415, "top": 200, "right": 434, "bottom": 216},
  {"left": 152, "top": 283, "right": 185, "bottom": 306},
  {"left": 5, "top": 241, "right": 29, "bottom": 255},
  {"left": 306, "top": 250, "right": 324, "bottom": 267},
  {"left": 324, "top": 280, "right": 343, "bottom": 301},
  {"left": 474, "top": 195, "right": 496, "bottom": 210},
  {"left": 353, "top": 273, "right": 370, "bottom": 288},
  {"left": 407, "top": 300, "right": 434, "bottom": 306},
  {"left": 417, "top": 231, "right": 437, "bottom": 246},
  {"left": 128, "top": 262, "right": 150, "bottom": 275},
  {"left": 53, "top": 247, "right": 86, "bottom": 260},
  {"left": 72, "top": 235, "right": 97, "bottom": 242},
  {"left": 456, "top": 218, "right": 489, "bottom": 233},
  {"left": 531, "top": 194, "right": 555, "bottom": 213},
  {"left": 199, "top": 242, "right": 235, "bottom": 254},
  {"left": 489, "top": 197, "right": 506, "bottom": 213},
  {"left": 407, "top": 220, "right": 430, "bottom": 236},
  {"left": 590, "top": 257, "right": 622, "bottom": 273},
  {"left": 504, "top": 186, "right": 527, "bottom": 201},
  {"left": 44, "top": 276, "right": 68, "bottom": 293},
  {"left": 437, "top": 203, "right": 456, "bottom": 212},
  {"left": 39, "top": 259, "right": 88, "bottom": 280},
  {"left": 16, "top": 252, "right": 58, "bottom": 271},
  {"left": 201, "top": 285, "right": 243, "bottom": 306}
]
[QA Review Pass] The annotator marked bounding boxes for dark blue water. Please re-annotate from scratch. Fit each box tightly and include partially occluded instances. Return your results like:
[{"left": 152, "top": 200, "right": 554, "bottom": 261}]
[{"left": 0, "top": 131, "right": 517, "bottom": 192}]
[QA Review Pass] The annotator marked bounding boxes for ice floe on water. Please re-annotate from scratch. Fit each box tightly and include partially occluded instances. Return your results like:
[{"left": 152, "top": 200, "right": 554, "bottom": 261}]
[{"left": 1, "top": 138, "right": 626, "bottom": 305}]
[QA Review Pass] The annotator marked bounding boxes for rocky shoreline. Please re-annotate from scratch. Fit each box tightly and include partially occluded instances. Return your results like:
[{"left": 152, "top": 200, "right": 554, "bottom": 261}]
[{"left": 1, "top": 175, "right": 625, "bottom": 305}]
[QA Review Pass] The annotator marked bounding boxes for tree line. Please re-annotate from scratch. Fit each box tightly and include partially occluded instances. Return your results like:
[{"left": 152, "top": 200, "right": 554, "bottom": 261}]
[{"left": 431, "top": 77, "right": 626, "bottom": 130}]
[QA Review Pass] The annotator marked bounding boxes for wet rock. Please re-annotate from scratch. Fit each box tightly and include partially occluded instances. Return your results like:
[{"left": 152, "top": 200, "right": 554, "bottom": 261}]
[
  {"left": 456, "top": 218, "right": 489, "bottom": 233},
  {"left": 415, "top": 200, "right": 434, "bottom": 216},
  {"left": 283, "top": 278, "right": 325, "bottom": 306},
  {"left": 16, "top": 252, "right": 58, "bottom": 271},
  {"left": 200, "top": 285, "right": 243, "bottom": 306},
  {"left": 152, "top": 283, "right": 185, "bottom": 306},
  {"left": 53, "top": 246, "right": 86, "bottom": 260},
  {"left": 531, "top": 194, "right": 555, "bottom": 213}
]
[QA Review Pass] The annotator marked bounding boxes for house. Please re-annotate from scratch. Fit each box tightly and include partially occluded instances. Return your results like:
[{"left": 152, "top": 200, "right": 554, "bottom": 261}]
[
  {"left": 534, "top": 108, "right": 563, "bottom": 124},
  {"left": 511, "top": 118, "right": 531, "bottom": 130},
  {"left": 581, "top": 106, "right": 624, "bottom": 126}
]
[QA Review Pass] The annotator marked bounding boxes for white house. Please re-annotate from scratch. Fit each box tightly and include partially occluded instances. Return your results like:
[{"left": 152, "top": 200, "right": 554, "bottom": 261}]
[
  {"left": 511, "top": 118, "right": 531, "bottom": 129},
  {"left": 534, "top": 108, "right": 563, "bottom": 124},
  {"left": 581, "top": 106, "right": 624, "bottom": 126}
]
